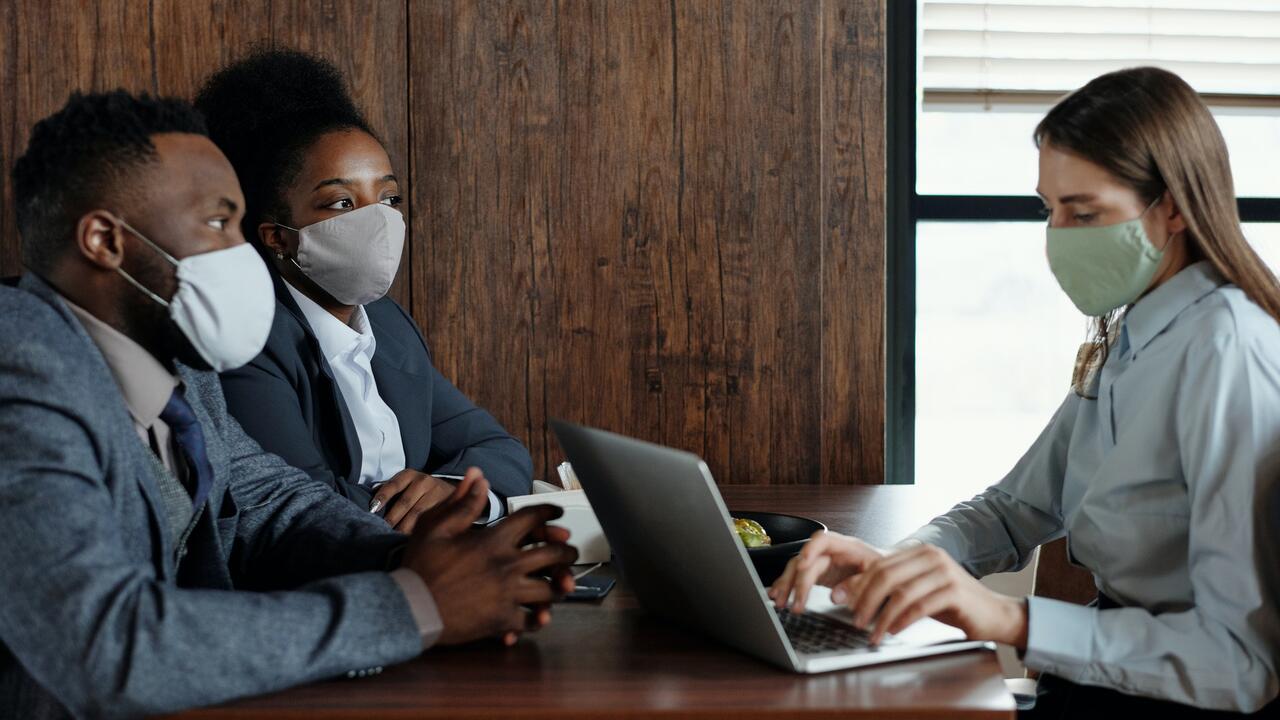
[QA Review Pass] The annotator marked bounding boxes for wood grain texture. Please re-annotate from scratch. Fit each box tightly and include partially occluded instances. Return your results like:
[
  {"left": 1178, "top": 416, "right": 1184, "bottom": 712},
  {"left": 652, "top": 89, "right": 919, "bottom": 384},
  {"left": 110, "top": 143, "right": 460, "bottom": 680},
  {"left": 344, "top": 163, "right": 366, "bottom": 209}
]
[
  {"left": 0, "top": 0, "right": 155, "bottom": 276},
  {"left": 181, "top": 619, "right": 1009, "bottom": 720},
  {"left": 822, "top": 0, "right": 886, "bottom": 484},
  {"left": 0, "top": 0, "right": 887, "bottom": 486},
  {"left": 170, "top": 486, "right": 1015, "bottom": 720},
  {"left": 0, "top": 0, "right": 411, "bottom": 306},
  {"left": 410, "top": 0, "right": 884, "bottom": 485},
  {"left": 149, "top": 0, "right": 414, "bottom": 306}
]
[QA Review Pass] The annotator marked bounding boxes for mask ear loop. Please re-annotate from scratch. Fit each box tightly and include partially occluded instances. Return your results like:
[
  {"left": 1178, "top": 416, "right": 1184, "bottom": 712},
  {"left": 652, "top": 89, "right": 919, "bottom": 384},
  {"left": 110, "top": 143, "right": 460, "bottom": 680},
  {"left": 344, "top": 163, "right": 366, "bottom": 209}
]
[
  {"left": 272, "top": 222, "right": 305, "bottom": 272},
  {"left": 114, "top": 216, "right": 178, "bottom": 308},
  {"left": 1141, "top": 192, "right": 1180, "bottom": 251},
  {"left": 1140, "top": 193, "right": 1163, "bottom": 218}
]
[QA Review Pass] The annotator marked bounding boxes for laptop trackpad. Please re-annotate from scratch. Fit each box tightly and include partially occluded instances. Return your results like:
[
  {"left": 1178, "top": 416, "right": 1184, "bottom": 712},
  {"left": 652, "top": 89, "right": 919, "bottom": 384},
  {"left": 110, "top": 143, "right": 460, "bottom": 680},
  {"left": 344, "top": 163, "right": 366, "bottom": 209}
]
[{"left": 801, "top": 586, "right": 970, "bottom": 646}]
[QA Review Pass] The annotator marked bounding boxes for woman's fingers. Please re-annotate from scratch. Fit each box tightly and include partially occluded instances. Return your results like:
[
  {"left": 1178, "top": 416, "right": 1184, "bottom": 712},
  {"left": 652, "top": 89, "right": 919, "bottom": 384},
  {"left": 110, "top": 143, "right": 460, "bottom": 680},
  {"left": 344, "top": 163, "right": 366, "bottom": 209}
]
[
  {"left": 770, "top": 531, "right": 891, "bottom": 612},
  {"left": 415, "top": 474, "right": 492, "bottom": 540},
  {"left": 369, "top": 471, "right": 413, "bottom": 514},
  {"left": 865, "top": 568, "right": 949, "bottom": 644},
  {"left": 846, "top": 546, "right": 945, "bottom": 628},
  {"left": 394, "top": 480, "right": 458, "bottom": 532},
  {"left": 385, "top": 478, "right": 433, "bottom": 528},
  {"left": 769, "top": 556, "right": 800, "bottom": 607},
  {"left": 795, "top": 530, "right": 836, "bottom": 566},
  {"left": 833, "top": 543, "right": 923, "bottom": 602},
  {"left": 434, "top": 475, "right": 491, "bottom": 537},
  {"left": 789, "top": 554, "right": 831, "bottom": 614},
  {"left": 769, "top": 537, "right": 820, "bottom": 605},
  {"left": 772, "top": 532, "right": 859, "bottom": 608},
  {"left": 870, "top": 586, "right": 952, "bottom": 647}
]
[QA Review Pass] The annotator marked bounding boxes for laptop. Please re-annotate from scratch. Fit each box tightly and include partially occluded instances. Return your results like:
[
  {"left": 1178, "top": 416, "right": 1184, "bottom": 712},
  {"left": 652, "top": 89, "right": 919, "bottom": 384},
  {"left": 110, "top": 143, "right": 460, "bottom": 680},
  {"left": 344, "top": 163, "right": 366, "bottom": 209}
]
[{"left": 550, "top": 420, "right": 995, "bottom": 673}]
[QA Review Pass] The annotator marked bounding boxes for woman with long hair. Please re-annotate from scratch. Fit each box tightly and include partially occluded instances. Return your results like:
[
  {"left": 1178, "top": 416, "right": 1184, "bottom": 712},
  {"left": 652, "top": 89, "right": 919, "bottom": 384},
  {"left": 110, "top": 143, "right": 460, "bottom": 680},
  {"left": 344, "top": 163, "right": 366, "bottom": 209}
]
[{"left": 774, "top": 67, "right": 1280, "bottom": 717}]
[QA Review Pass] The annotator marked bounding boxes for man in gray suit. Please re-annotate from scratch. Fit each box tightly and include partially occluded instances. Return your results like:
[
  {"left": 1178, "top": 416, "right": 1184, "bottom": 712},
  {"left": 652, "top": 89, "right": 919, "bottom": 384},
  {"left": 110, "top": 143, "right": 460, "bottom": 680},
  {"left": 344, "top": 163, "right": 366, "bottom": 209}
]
[{"left": 0, "top": 91, "right": 577, "bottom": 719}]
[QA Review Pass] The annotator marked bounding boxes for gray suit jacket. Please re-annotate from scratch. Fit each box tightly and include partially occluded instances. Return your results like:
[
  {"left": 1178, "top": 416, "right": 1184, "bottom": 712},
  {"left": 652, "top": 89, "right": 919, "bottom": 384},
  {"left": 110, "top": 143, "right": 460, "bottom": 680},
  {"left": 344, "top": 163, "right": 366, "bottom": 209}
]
[{"left": 0, "top": 275, "right": 423, "bottom": 719}]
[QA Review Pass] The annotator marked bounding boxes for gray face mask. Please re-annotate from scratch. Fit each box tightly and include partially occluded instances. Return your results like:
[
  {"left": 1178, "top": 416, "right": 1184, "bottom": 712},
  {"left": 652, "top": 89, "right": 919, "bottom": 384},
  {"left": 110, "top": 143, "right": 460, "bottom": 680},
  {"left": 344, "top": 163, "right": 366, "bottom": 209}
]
[{"left": 277, "top": 203, "right": 406, "bottom": 306}]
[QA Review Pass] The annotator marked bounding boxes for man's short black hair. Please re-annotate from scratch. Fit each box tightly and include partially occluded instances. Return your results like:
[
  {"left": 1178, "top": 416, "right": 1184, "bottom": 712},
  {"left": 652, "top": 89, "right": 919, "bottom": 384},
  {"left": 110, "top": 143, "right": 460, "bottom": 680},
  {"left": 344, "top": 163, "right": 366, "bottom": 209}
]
[{"left": 12, "top": 90, "right": 208, "bottom": 275}]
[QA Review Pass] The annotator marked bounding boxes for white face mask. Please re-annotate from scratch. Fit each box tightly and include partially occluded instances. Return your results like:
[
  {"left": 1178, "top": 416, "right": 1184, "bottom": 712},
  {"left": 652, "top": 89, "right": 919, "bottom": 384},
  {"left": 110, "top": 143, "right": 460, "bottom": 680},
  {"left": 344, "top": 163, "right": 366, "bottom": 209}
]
[
  {"left": 115, "top": 219, "right": 275, "bottom": 372},
  {"left": 278, "top": 203, "right": 405, "bottom": 306}
]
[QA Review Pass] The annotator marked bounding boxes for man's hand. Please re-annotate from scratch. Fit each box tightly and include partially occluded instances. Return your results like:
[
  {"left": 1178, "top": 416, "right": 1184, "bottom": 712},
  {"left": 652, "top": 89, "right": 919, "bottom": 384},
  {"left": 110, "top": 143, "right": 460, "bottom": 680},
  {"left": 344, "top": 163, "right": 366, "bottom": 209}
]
[
  {"left": 399, "top": 468, "right": 578, "bottom": 646},
  {"left": 371, "top": 469, "right": 460, "bottom": 533}
]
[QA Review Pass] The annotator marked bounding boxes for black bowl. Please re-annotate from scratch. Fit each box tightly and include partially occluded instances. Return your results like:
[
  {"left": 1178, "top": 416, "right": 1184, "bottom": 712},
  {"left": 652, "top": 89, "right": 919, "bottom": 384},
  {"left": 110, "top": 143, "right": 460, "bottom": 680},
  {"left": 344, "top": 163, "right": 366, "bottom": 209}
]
[{"left": 730, "top": 511, "right": 827, "bottom": 586}]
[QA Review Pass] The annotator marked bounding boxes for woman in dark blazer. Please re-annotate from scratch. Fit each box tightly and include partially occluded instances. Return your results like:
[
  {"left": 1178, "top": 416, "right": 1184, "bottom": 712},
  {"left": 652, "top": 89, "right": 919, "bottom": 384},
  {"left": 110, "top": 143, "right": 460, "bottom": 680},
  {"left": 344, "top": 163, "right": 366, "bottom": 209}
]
[{"left": 197, "top": 49, "right": 532, "bottom": 532}]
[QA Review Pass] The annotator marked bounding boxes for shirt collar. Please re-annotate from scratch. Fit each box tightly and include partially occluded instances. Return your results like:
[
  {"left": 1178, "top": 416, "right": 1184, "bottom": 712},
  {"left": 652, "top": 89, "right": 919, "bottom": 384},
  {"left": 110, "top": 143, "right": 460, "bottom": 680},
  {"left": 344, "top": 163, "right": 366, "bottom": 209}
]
[
  {"left": 1122, "top": 261, "right": 1225, "bottom": 355},
  {"left": 283, "top": 281, "right": 375, "bottom": 361},
  {"left": 62, "top": 298, "right": 179, "bottom": 428}
]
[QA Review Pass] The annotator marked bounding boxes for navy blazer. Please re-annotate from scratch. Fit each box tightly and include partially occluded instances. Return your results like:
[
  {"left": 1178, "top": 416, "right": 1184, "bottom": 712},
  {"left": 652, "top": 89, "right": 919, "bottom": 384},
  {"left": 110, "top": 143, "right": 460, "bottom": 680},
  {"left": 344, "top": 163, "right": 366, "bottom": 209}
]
[{"left": 220, "top": 273, "right": 533, "bottom": 511}]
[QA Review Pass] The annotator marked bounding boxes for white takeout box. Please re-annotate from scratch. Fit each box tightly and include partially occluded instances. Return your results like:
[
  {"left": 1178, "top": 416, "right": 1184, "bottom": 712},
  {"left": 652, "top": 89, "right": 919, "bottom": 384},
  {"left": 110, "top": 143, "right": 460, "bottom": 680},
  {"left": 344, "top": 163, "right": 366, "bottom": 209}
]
[{"left": 506, "top": 480, "right": 611, "bottom": 564}]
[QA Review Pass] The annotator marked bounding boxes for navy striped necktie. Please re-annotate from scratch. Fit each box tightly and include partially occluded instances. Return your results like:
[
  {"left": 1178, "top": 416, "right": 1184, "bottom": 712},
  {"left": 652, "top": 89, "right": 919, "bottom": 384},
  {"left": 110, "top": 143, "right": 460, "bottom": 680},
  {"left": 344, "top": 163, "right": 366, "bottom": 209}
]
[{"left": 159, "top": 388, "right": 213, "bottom": 509}]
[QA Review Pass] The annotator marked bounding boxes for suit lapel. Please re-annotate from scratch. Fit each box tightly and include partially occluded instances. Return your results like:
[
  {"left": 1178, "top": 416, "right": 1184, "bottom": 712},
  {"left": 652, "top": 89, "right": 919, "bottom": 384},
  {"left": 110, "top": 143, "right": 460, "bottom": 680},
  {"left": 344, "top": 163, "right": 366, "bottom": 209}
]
[
  {"left": 272, "top": 272, "right": 363, "bottom": 483},
  {"left": 369, "top": 309, "right": 434, "bottom": 469},
  {"left": 17, "top": 274, "right": 172, "bottom": 565}
]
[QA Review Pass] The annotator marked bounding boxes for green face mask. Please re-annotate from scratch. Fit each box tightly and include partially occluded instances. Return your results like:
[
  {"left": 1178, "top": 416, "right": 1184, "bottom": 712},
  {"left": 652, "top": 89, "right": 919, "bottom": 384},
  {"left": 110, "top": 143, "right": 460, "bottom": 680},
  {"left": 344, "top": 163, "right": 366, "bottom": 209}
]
[{"left": 1045, "top": 198, "right": 1164, "bottom": 316}]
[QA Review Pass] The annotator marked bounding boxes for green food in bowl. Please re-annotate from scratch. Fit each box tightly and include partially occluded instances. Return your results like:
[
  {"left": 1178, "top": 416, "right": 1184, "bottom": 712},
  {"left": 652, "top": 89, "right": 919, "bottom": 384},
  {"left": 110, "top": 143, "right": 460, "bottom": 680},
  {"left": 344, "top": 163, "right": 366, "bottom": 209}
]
[{"left": 733, "top": 517, "right": 772, "bottom": 548}]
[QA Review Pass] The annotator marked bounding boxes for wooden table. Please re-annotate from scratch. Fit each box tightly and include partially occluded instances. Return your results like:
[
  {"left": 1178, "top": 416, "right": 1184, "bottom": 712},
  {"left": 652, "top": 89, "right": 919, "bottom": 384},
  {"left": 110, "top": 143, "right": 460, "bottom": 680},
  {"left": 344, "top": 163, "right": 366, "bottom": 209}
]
[{"left": 179, "top": 486, "right": 1015, "bottom": 718}]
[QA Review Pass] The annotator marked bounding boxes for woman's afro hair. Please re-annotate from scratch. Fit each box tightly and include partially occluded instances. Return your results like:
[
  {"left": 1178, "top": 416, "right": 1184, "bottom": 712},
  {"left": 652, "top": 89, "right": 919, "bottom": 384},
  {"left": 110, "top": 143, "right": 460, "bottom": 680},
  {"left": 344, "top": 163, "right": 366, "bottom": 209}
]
[{"left": 194, "top": 46, "right": 374, "bottom": 235}]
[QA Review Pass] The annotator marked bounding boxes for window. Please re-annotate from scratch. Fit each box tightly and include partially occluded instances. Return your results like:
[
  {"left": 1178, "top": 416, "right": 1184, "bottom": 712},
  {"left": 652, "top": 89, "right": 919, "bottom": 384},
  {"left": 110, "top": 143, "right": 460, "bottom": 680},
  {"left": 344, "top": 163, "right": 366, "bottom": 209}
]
[{"left": 888, "top": 1, "right": 1280, "bottom": 493}]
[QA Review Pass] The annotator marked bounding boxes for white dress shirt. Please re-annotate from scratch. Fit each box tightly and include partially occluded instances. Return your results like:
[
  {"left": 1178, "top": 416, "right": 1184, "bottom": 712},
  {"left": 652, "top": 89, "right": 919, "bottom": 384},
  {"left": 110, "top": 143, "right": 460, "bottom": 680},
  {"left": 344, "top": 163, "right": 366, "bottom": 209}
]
[
  {"left": 286, "top": 282, "right": 405, "bottom": 487},
  {"left": 901, "top": 262, "right": 1280, "bottom": 712},
  {"left": 285, "top": 282, "right": 502, "bottom": 522},
  {"left": 63, "top": 300, "right": 182, "bottom": 477}
]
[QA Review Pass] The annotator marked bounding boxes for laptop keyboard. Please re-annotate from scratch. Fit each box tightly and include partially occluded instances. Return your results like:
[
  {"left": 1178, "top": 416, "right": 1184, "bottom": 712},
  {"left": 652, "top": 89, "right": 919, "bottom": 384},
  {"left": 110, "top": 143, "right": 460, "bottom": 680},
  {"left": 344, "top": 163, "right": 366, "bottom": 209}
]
[{"left": 775, "top": 607, "right": 873, "bottom": 654}]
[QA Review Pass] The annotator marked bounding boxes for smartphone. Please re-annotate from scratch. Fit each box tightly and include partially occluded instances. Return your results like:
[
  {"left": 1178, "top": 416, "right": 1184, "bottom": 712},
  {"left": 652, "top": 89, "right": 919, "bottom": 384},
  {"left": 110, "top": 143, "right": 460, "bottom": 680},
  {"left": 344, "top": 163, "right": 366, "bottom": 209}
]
[{"left": 564, "top": 575, "right": 615, "bottom": 601}]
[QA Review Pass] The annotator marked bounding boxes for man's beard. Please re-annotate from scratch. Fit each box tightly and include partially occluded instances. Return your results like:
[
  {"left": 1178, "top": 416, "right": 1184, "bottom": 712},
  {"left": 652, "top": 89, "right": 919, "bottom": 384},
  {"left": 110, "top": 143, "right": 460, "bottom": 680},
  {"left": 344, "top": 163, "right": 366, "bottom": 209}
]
[
  {"left": 117, "top": 255, "right": 212, "bottom": 372},
  {"left": 160, "top": 313, "right": 213, "bottom": 372}
]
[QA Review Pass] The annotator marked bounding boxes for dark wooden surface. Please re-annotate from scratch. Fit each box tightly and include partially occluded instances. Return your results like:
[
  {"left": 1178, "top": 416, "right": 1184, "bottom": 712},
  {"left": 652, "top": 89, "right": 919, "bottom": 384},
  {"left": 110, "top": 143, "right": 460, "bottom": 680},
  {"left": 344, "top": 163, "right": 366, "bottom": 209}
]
[
  {"left": 173, "top": 485, "right": 1013, "bottom": 719},
  {"left": 0, "top": 0, "right": 887, "bottom": 488}
]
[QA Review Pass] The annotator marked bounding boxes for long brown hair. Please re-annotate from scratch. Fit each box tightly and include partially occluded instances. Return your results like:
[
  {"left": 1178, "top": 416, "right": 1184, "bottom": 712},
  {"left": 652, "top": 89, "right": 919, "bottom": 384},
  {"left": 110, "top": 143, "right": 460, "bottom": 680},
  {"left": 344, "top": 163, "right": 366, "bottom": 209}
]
[{"left": 1035, "top": 66, "right": 1280, "bottom": 395}]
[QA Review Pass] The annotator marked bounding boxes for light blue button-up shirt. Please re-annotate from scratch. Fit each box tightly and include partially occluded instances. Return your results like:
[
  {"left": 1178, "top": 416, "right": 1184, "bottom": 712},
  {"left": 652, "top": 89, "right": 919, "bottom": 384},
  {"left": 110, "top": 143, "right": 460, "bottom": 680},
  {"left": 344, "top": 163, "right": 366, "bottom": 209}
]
[{"left": 904, "top": 261, "right": 1280, "bottom": 712}]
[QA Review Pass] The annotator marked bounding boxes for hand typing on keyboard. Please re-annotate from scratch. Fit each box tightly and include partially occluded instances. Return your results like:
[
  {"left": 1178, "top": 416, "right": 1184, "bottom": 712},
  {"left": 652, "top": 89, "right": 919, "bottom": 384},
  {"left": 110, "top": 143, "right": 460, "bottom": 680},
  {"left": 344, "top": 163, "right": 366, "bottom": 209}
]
[{"left": 770, "top": 531, "right": 1029, "bottom": 651}]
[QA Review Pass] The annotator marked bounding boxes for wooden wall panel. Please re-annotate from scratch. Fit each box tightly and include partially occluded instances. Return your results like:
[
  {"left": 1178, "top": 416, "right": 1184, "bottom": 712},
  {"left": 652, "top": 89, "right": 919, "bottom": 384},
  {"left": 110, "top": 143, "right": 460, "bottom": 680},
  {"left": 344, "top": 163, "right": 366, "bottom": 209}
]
[
  {"left": 411, "top": 0, "right": 883, "bottom": 485},
  {"left": 0, "top": 0, "right": 411, "bottom": 306},
  {"left": 0, "top": 0, "right": 885, "bottom": 486},
  {"left": 149, "top": 0, "right": 413, "bottom": 307},
  {"left": 0, "top": 0, "right": 155, "bottom": 276},
  {"left": 822, "top": 0, "right": 887, "bottom": 484}
]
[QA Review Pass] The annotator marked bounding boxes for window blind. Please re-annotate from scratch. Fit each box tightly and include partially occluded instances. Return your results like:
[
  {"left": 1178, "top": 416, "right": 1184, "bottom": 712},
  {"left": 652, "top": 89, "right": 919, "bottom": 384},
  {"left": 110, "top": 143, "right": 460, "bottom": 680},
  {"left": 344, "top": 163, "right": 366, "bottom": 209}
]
[{"left": 922, "top": 1, "right": 1280, "bottom": 99}]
